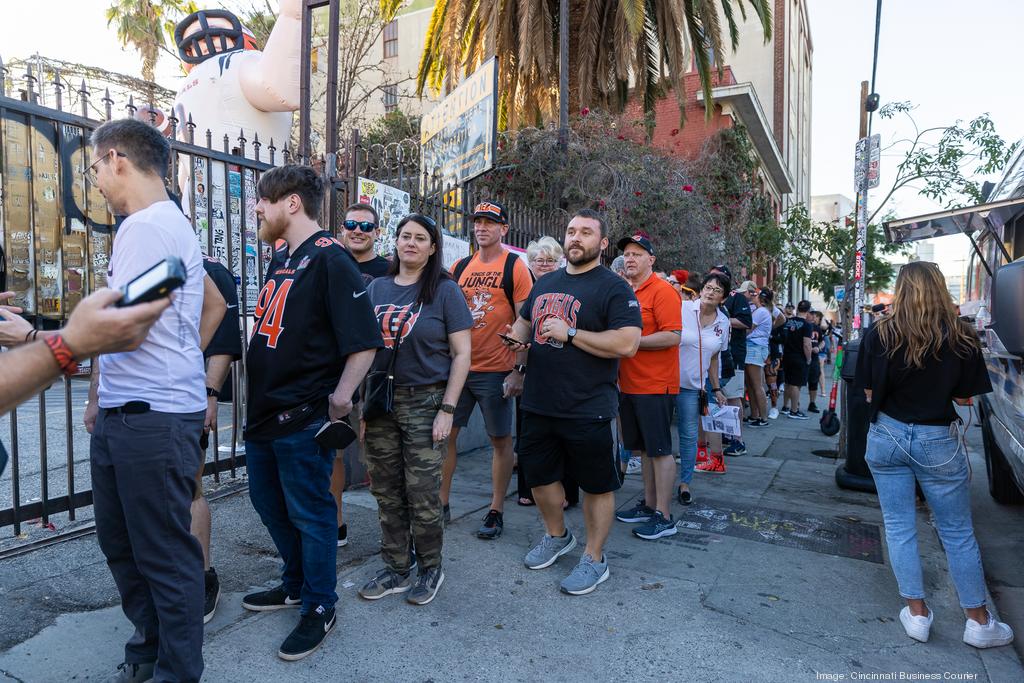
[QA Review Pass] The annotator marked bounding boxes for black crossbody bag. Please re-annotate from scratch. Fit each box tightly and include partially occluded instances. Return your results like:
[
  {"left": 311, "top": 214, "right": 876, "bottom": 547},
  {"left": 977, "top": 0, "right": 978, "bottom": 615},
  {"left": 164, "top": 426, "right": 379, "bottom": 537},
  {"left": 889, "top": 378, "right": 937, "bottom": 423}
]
[{"left": 362, "top": 309, "right": 412, "bottom": 421}]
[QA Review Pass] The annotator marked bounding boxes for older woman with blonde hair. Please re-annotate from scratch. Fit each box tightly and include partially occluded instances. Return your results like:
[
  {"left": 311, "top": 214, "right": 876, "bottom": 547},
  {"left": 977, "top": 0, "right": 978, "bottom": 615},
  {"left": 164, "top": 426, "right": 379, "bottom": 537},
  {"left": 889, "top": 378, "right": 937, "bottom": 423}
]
[
  {"left": 857, "top": 261, "right": 1012, "bottom": 648},
  {"left": 526, "top": 236, "right": 563, "bottom": 279}
]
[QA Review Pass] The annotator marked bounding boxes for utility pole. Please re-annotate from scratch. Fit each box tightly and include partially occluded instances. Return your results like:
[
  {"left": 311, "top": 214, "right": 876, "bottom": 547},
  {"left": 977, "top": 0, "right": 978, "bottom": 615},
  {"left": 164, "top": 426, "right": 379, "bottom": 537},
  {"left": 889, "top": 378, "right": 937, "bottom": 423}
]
[
  {"left": 852, "top": 79, "right": 869, "bottom": 339},
  {"left": 558, "top": 0, "right": 568, "bottom": 150}
]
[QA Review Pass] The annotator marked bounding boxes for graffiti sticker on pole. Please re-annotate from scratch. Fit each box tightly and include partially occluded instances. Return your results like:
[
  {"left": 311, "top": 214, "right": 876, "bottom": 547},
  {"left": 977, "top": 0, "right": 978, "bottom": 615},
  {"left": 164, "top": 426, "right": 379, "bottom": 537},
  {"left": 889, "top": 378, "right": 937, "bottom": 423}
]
[{"left": 357, "top": 177, "right": 411, "bottom": 258}]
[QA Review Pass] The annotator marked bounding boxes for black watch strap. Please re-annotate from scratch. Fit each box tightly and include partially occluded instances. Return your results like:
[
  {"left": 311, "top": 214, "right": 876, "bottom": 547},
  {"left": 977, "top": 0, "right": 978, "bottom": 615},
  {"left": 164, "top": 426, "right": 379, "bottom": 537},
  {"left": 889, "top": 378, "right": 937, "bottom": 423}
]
[
  {"left": 513, "top": 364, "right": 527, "bottom": 374},
  {"left": 440, "top": 403, "right": 456, "bottom": 414},
  {"left": 206, "top": 387, "right": 220, "bottom": 399}
]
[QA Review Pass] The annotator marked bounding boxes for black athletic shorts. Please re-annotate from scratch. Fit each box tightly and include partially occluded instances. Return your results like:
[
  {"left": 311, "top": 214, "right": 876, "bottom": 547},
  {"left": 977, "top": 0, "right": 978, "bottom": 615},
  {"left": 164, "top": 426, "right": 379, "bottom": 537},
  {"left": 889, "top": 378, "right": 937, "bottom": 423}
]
[
  {"left": 807, "top": 357, "right": 822, "bottom": 391},
  {"left": 782, "top": 355, "right": 809, "bottom": 388},
  {"left": 518, "top": 411, "right": 621, "bottom": 495},
  {"left": 619, "top": 393, "right": 675, "bottom": 457}
]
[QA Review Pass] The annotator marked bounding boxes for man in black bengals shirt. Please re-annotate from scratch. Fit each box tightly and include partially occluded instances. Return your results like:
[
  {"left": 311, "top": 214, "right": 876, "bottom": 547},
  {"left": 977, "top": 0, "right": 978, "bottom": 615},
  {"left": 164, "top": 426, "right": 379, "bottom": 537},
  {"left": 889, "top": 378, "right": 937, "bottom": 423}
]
[
  {"left": 241, "top": 166, "right": 381, "bottom": 661},
  {"left": 503, "top": 208, "right": 642, "bottom": 596}
]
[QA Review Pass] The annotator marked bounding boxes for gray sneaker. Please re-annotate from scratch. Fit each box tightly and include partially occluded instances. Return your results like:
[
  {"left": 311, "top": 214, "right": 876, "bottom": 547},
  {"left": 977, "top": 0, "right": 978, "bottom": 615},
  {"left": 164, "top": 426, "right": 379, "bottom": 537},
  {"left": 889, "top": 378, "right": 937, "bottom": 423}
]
[
  {"left": 616, "top": 499, "right": 654, "bottom": 523},
  {"left": 358, "top": 567, "right": 412, "bottom": 600},
  {"left": 524, "top": 531, "right": 577, "bottom": 570},
  {"left": 560, "top": 553, "right": 610, "bottom": 595},
  {"left": 107, "top": 662, "right": 154, "bottom": 683},
  {"left": 406, "top": 567, "right": 445, "bottom": 605}
]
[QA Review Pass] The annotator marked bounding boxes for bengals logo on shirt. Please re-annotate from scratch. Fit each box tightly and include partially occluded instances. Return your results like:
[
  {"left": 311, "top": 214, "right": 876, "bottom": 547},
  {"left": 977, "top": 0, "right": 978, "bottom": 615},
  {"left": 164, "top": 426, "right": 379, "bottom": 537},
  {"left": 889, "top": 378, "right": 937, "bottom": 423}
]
[
  {"left": 375, "top": 303, "right": 420, "bottom": 349},
  {"left": 530, "top": 292, "right": 581, "bottom": 349}
]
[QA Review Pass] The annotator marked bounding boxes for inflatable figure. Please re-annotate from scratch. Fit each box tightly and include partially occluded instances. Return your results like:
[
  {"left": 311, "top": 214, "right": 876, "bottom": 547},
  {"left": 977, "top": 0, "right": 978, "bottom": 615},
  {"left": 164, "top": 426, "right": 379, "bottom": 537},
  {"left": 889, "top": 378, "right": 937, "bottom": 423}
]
[{"left": 171, "top": 0, "right": 301, "bottom": 150}]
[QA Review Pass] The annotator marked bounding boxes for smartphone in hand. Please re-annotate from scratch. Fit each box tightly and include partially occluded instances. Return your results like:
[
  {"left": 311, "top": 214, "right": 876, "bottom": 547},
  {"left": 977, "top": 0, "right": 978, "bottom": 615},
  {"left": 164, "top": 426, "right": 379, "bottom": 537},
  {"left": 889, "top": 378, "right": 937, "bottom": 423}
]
[{"left": 117, "top": 257, "right": 187, "bottom": 307}]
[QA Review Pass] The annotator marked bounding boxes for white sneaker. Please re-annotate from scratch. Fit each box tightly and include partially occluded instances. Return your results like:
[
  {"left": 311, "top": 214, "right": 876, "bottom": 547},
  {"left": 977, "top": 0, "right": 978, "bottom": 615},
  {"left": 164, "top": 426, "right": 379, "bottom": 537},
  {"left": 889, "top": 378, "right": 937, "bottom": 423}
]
[
  {"left": 899, "top": 606, "right": 933, "bottom": 642},
  {"left": 625, "top": 455, "right": 642, "bottom": 475},
  {"left": 768, "top": 408, "right": 779, "bottom": 420},
  {"left": 963, "top": 610, "right": 1014, "bottom": 648}
]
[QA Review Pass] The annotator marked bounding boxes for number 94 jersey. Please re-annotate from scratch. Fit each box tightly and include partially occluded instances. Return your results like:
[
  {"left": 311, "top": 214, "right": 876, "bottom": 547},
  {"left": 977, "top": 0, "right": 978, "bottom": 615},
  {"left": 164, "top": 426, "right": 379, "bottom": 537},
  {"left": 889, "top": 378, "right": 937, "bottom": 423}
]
[{"left": 244, "top": 231, "right": 383, "bottom": 441}]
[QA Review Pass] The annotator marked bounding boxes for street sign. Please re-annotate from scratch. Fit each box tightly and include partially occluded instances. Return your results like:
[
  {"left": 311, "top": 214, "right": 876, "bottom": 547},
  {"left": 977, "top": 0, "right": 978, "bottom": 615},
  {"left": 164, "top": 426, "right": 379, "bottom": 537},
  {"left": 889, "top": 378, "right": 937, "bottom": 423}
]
[
  {"left": 834, "top": 285, "right": 846, "bottom": 302},
  {"left": 867, "top": 133, "right": 881, "bottom": 189},
  {"left": 420, "top": 57, "right": 498, "bottom": 184}
]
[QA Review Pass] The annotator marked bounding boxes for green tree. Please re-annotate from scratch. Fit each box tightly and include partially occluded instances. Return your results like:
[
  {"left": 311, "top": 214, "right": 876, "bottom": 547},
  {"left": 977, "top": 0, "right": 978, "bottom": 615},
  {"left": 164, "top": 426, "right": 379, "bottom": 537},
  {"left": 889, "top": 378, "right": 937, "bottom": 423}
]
[
  {"left": 234, "top": 0, "right": 277, "bottom": 48},
  {"left": 382, "top": 0, "right": 772, "bottom": 129},
  {"left": 106, "top": 0, "right": 197, "bottom": 82},
  {"left": 870, "top": 103, "right": 1019, "bottom": 224},
  {"left": 781, "top": 204, "right": 908, "bottom": 305}
]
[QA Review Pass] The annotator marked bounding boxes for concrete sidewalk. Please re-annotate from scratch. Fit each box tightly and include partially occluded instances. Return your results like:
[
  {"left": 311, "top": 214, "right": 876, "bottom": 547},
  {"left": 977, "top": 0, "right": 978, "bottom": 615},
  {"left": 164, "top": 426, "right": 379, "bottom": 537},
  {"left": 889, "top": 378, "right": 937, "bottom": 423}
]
[{"left": 1, "top": 404, "right": 1021, "bottom": 682}]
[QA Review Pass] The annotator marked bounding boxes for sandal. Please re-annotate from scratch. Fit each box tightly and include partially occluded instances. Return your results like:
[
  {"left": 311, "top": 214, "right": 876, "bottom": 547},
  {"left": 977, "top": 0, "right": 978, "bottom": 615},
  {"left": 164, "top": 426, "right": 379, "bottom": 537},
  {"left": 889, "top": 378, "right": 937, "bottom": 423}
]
[{"left": 517, "top": 497, "right": 535, "bottom": 506}]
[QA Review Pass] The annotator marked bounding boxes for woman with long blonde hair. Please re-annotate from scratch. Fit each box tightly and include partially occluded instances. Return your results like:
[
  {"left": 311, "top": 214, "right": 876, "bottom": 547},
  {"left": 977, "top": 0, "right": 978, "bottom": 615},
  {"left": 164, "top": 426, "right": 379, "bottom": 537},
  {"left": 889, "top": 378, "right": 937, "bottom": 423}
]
[{"left": 857, "top": 261, "right": 1012, "bottom": 648}]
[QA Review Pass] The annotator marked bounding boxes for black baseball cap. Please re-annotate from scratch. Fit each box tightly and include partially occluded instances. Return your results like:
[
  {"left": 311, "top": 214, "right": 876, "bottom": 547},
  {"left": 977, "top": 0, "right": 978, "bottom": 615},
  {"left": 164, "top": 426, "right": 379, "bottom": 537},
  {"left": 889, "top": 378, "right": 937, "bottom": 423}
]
[
  {"left": 617, "top": 234, "right": 654, "bottom": 255},
  {"left": 709, "top": 264, "right": 732, "bottom": 279},
  {"left": 471, "top": 200, "right": 509, "bottom": 224}
]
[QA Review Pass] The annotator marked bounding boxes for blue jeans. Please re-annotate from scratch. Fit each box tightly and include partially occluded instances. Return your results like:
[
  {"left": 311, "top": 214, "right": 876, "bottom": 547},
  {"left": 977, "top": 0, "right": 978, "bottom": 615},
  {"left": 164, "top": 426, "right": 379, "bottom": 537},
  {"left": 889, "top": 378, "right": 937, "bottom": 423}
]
[
  {"left": 246, "top": 418, "right": 338, "bottom": 613},
  {"left": 676, "top": 389, "right": 700, "bottom": 486},
  {"left": 865, "top": 412, "right": 986, "bottom": 609}
]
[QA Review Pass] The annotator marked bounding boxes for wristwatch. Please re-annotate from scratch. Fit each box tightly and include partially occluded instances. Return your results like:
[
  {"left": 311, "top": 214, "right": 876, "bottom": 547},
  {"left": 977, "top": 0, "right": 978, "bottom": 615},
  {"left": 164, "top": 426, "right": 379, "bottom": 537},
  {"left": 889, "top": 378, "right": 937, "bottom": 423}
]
[
  {"left": 440, "top": 403, "right": 456, "bottom": 414},
  {"left": 206, "top": 387, "right": 221, "bottom": 399},
  {"left": 513, "top": 364, "right": 527, "bottom": 375},
  {"left": 566, "top": 327, "right": 577, "bottom": 345}
]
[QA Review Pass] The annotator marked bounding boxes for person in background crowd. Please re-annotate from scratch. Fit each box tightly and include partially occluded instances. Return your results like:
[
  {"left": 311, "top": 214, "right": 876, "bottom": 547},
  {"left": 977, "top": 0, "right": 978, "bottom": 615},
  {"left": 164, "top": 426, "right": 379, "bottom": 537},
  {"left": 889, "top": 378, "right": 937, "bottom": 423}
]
[
  {"left": 806, "top": 310, "right": 825, "bottom": 412},
  {"left": 242, "top": 165, "right": 381, "bottom": 661},
  {"left": 358, "top": 214, "right": 472, "bottom": 606},
  {"left": 739, "top": 280, "right": 770, "bottom": 427},
  {"left": 611, "top": 255, "right": 627, "bottom": 279},
  {"left": 679, "top": 272, "right": 732, "bottom": 487},
  {"left": 780, "top": 300, "right": 814, "bottom": 420},
  {"left": 784, "top": 302, "right": 795, "bottom": 318},
  {"left": 443, "top": 201, "right": 532, "bottom": 540},
  {"left": 760, "top": 287, "right": 786, "bottom": 420},
  {"left": 708, "top": 265, "right": 750, "bottom": 457},
  {"left": 609, "top": 253, "right": 635, "bottom": 476},
  {"left": 195, "top": 255, "right": 243, "bottom": 624},
  {"left": 857, "top": 261, "right": 1013, "bottom": 649},
  {"left": 517, "top": 237, "right": 579, "bottom": 509},
  {"left": 503, "top": 208, "right": 641, "bottom": 596},
  {"left": 331, "top": 202, "right": 390, "bottom": 549},
  {"left": 83, "top": 119, "right": 208, "bottom": 683},
  {"left": 612, "top": 234, "right": 682, "bottom": 541}
]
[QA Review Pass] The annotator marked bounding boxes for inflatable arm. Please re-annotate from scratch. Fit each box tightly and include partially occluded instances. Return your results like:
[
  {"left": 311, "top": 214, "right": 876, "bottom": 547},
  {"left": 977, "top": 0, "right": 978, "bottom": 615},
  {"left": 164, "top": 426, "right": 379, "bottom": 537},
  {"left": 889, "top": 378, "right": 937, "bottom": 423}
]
[{"left": 239, "top": 0, "right": 302, "bottom": 112}]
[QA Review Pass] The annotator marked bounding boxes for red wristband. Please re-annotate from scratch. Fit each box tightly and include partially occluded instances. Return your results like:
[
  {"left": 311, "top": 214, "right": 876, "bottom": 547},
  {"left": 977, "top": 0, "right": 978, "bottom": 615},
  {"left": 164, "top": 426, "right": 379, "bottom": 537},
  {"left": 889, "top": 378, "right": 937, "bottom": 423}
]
[{"left": 45, "top": 334, "right": 79, "bottom": 376}]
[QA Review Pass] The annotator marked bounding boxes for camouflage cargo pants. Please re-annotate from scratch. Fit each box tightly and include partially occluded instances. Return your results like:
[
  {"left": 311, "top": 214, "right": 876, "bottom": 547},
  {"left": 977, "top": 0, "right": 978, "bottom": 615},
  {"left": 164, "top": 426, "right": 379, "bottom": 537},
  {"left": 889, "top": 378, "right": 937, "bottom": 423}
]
[{"left": 364, "top": 383, "right": 446, "bottom": 572}]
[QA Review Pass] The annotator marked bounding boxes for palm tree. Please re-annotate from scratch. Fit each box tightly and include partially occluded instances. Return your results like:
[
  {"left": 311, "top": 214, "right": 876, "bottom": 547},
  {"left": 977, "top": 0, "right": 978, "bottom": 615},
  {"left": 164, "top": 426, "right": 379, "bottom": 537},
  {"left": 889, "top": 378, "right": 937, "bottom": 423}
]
[
  {"left": 106, "top": 0, "right": 196, "bottom": 82},
  {"left": 382, "top": 0, "right": 772, "bottom": 129}
]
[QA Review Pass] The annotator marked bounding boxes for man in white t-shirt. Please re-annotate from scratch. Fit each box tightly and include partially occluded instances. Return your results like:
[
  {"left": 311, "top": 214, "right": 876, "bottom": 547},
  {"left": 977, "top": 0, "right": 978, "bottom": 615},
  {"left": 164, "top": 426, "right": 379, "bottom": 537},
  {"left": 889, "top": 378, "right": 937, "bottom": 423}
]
[{"left": 83, "top": 119, "right": 206, "bottom": 683}]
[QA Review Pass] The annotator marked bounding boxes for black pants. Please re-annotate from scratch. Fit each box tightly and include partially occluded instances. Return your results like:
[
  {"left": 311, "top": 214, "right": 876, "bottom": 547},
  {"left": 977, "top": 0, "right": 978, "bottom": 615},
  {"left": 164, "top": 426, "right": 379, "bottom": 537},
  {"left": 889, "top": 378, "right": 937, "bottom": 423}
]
[
  {"left": 514, "top": 398, "right": 578, "bottom": 505},
  {"left": 91, "top": 409, "right": 206, "bottom": 683},
  {"left": 808, "top": 357, "right": 822, "bottom": 394}
]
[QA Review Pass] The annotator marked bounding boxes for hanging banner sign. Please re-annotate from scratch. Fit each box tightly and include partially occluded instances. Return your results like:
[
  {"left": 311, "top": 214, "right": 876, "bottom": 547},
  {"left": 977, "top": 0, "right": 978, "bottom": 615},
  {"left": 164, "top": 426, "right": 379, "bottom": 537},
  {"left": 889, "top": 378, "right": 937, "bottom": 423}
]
[{"left": 420, "top": 57, "right": 498, "bottom": 184}]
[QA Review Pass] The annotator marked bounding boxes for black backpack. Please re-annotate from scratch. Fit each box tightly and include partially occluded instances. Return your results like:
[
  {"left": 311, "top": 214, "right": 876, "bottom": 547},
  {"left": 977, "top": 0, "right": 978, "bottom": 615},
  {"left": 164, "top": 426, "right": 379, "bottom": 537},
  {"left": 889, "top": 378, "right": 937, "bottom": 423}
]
[{"left": 451, "top": 251, "right": 521, "bottom": 307}]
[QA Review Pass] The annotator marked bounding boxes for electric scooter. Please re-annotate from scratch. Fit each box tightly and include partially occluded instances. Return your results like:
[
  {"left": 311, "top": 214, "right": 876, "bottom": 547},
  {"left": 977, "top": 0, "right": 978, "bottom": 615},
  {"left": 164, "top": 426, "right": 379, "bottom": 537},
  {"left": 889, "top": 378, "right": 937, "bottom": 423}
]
[{"left": 820, "top": 334, "right": 843, "bottom": 436}]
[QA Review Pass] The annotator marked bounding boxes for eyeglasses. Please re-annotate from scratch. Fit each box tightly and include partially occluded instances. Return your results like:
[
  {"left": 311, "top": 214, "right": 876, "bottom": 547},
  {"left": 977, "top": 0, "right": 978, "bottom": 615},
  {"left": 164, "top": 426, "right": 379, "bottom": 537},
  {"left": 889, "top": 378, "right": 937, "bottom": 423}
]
[
  {"left": 343, "top": 219, "right": 377, "bottom": 232},
  {"left": 530, "top": 258, "right": 558, "bottom": 266},
  {"left": 703, "top": 285, "right": 724, "bottom": 295},
  {"left": 83, "top": 149, "right": 127, "bottom": 182}
]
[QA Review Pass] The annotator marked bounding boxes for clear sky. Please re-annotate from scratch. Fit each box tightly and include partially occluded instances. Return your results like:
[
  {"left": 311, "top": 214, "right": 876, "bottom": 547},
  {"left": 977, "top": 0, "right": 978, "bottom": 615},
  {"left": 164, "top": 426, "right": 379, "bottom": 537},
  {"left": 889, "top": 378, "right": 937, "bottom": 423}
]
[{"left": 3, "top": 0, "right": 1021, "bottom": 274}]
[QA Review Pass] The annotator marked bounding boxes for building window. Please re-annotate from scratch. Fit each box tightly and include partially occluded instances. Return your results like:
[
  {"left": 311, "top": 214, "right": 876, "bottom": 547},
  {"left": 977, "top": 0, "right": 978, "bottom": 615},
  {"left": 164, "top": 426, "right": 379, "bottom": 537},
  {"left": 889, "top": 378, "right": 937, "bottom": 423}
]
[
  {"left": 383, "top": 20, "right": 398, "bottom": 59},
  {"left": 383, "top": 84, "right": 398, "bottom": 113}
]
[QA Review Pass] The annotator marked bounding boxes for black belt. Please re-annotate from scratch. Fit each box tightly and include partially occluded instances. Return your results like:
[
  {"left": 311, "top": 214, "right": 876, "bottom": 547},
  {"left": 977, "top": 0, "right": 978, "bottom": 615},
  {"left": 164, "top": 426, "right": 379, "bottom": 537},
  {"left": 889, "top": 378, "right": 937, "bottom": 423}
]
[{"left": 104, "top": 401, "right": 151, "bottom": 415}]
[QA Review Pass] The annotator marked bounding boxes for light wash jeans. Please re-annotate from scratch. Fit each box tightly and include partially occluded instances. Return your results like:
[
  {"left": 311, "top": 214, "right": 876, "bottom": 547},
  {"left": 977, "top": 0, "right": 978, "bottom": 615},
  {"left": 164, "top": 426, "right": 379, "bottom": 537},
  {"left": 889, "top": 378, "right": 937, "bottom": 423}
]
[
  {"left": 676, "top": 389, "right": 700, "bottom": 486},
  {"left": 865, "top": 412, "right": 986, "bottom": 608}
]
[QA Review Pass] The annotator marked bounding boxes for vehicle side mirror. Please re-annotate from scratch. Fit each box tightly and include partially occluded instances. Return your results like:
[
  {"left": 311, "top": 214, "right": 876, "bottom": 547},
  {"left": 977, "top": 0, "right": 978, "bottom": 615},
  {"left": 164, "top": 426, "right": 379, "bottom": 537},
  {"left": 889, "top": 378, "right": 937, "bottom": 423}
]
[{"left": 990, "top": 260, "right": 1024, "bottom": 357}]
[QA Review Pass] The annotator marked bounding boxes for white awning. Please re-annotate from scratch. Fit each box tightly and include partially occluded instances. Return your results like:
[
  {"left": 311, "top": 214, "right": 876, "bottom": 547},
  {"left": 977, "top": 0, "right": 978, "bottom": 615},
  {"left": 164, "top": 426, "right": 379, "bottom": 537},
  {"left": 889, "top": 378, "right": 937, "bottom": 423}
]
[{"left": 882, "top": 196, "right": 1024, "bottom": 244}]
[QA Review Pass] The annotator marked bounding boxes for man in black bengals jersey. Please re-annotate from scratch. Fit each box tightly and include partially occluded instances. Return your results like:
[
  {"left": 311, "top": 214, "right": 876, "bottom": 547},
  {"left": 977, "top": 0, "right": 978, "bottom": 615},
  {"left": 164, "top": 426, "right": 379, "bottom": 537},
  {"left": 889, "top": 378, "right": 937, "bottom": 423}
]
[{"left": 241, "top": 166, "right": 381, "bottom": 662}]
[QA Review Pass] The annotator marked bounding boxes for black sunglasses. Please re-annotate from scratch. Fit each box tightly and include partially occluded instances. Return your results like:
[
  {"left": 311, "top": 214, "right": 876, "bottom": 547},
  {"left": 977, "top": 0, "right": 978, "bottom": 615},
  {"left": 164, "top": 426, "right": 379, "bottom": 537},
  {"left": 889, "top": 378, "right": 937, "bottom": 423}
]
[{"left": 343, "top": 219, "right": 377, "bottom": 232}]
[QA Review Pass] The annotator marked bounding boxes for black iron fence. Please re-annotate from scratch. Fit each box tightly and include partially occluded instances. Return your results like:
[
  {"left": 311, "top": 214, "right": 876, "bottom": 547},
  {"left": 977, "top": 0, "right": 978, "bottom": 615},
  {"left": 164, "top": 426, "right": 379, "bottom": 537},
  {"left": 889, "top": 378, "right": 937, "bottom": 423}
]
[{"left": 0, "top": 69, "right": 565, "bottom": 548}]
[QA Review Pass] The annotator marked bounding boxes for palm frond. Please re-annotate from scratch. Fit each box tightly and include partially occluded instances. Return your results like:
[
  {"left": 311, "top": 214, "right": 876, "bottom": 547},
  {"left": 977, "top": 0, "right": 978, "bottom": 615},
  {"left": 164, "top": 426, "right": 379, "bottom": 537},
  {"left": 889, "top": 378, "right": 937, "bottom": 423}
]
[
  {"left": 620, "top": 0, "right": 646, "bottom": 37},
  {"left": 575, "top": 0, "right": 604, "bottom": 107}
]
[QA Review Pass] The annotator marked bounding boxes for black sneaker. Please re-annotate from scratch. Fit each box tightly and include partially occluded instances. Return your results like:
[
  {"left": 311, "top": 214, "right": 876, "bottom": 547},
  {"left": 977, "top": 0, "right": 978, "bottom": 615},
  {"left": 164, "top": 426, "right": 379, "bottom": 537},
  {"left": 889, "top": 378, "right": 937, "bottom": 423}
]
[
  {"left": 242, "top": 586, "right": 301, "bottom": 612},
  {"left": 442, "top": 504, "right": 451, "bottom": 527},
  {"left": 337, "top": 523, "right": 348, "bottom": 547},
  {"left": 109, "top": 661, "right": 155, "bottom": 682},
  {"left": 677, "top": 488, "right": 693, "bottom": 506},
  {"left": 477, "top": 509, "right": 503, "bottom": 539},
  {"left": 787, "top": 410, "right": 809, "bottom": 420},
  {"left": 278, "top": 605, "right": 336, "bottom": 661},
  {"left": 203, "top": 568, "right": 220, "bottom": 624},
  {"left": 807, "top": 403, "right": 820, "bottom": 413},
  {"left": 406, "top": 567, "right": 445, "bottom": 605}
]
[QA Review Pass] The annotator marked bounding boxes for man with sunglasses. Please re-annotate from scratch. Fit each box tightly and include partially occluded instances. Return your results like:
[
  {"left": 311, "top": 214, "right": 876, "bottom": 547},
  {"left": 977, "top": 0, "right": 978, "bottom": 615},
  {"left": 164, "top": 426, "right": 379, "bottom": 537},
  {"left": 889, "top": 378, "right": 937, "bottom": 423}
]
[{"left": 341, "top": 203, "right": 390, "bottom": 282}]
